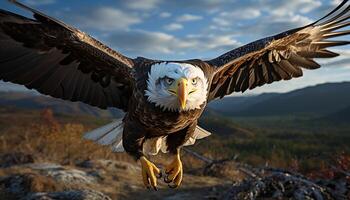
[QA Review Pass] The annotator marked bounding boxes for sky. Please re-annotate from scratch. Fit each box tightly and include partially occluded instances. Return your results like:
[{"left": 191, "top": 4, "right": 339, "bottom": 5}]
[{"left": 0, "top": 0, "right": 350, "bottom": 95}]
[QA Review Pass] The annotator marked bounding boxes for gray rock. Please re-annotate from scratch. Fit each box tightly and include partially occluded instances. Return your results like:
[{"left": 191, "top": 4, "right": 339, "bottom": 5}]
[
  {"left": 23, "top": 189, "right": 112, "bottom": 200},
  {"left": 0, "top": 153, "right": 35, "bottom": 168},
  {"left": 28, "top": 163, "right": 64, "bottom": 171},
  {"left": 77, "top": 159, "right": 140, "bottom": 173},
  {"left": 27, "top": 163, "right": 97, "bottom": 185},
  {"left": 44, "top": 168, "right": 96, "bottom": 185},
  {"left": 0, "top": 173, "right": 57, "bottom": 198},
  {"left": 223, "top": 170, "right": 347, "bottom": 200}
]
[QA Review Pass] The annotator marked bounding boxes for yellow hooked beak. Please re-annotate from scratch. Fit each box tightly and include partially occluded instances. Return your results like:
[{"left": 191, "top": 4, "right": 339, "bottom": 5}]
[{"left": 177, "top": 78, "right": 188, "bottom": 110}]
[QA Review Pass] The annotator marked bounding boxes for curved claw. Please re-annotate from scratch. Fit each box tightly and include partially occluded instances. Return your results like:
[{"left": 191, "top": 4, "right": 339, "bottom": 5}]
[
  {"left": 164, "top": 176, "right": 172, "bottom": 183},
  {"left": 163, "top": 154, "right": 183, "bottom": 188},
  {"left": 156, "top": 172, "right": 162, "bottom": 179},
  {"left": 168, "top": 183, "right": 179, "bottom": 189},
  {"left": 140, "top": 156, "right": 160, "bottom": 190}
]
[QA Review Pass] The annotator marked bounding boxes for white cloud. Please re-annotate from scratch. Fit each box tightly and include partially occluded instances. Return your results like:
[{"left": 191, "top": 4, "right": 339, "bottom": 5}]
[
  {"left": 106, "top": 30, "right": 240, "bottom": 58},
  {"left": 185, "top": 34, "right": 241, "bottom": 52},
  {"left": 298, "top": 0, "right": 323, "bottom": 13},
  {"left": 209, "top": 25, "right": 231, "bottom": 32},
  {"left": 165, "top": 0, "right": 232, "bottom": 13},
  {"left": 218, "top": 8, "right": 261, "bottom": 20},
  {"left": 72, "top": 7, "right": 141, "bottom": 31},
  {"left": 159, "top": 12, "right": 172, "bottom": 18},
  {"left": 107, "top": 30, "right": 185, "bottom": 55},
  {"left": 176, "top": 14, "right": 203, "bottom": 22},
  {"left": 124, "top": 0, "right": 161, "bottom": 10},
  {"left": 270, "top": 13, "right": 313, "bottom": 25},
  {"left": 331, "top": 0, "right": 343, "bottom": 6},
  {"left": 0, "top": 81, "right": 28, "bottom": 92},
  {"left": 236, "top": 13, "right": 313, "bottom": 37},
  {"left": 210, "top": 0, "right": 317, "bottom": 32},
  {"left": 24, "top": 0, "right": 55, "bottom": 5},
  {"left": 226, "top": 7, "right": 314, "bottom": 39},
  {"left": 266, "top": 0, "right": 322, "bottom": 15},
  {"left": 212, "top": 17, "right": 231, "bottom": 27},
  {"left": 164, "top": 23, "right": 183, "bottom": 31}
]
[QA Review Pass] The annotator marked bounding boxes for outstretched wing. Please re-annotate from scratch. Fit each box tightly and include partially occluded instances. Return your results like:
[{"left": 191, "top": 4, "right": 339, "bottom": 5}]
[
  {"left": 207, "top": 0, "right": 350, "bottom": 101},
  {"left": 0, "top": 1, "right": 135, "bottom": 110}
]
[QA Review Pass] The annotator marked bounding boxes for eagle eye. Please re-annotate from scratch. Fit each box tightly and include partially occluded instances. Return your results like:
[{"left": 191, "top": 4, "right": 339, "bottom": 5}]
[
  {"left": 164, "top": 77, "right": 174, "bottom": 85},
  {"left": 191, "top": 78, "right": 198, "bottom": 86}
]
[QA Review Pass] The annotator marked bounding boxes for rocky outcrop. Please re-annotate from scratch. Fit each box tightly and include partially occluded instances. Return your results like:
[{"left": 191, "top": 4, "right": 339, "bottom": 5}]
[
  {"left": 0, "top": 173, "right": 59, "bottom": 200},
  {"left": 23, "top": 189, "right": 112, "bottom": 200},
  {"left": 223, "top": 168, "right": 350, "bottom": 200},
  {"left": 0, "top": 163, "right": 110, "bottom": 200},
  {"left": 0, "top": 159, "right": 227, "bottom": 200},
  {"left": 2, "top": 157, "right": 348, "bottom": 200}
]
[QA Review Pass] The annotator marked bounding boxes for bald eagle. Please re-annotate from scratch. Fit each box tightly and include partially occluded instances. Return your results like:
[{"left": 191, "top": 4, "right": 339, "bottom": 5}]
[{"left": 1, "top": 0, "right": 350, "bottom": 190}]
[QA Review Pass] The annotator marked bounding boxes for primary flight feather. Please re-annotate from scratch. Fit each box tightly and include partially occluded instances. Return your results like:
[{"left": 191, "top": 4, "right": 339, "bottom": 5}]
[{"left": 1, "top": 0, "right": 350, "bottom": 190}]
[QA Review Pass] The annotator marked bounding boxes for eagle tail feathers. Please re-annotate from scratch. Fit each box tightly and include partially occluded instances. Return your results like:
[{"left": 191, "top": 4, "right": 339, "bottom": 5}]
[
  {"left": 143, "top": 125, "right": 212, "bottom": 156},
  {"left": 83, "top": 118, "right": 125, "bottom": 152},
  {"left": 183, "top": 125, "right": 211, "bottom": 146},
  {"left": 83, "top": 121, "right": 211, "bottom": 155}
]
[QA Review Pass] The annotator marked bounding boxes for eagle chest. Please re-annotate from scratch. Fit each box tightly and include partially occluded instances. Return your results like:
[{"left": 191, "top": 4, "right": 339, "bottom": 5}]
[{"left": 131, "top": 91, "right": 201, "bottom": 134}]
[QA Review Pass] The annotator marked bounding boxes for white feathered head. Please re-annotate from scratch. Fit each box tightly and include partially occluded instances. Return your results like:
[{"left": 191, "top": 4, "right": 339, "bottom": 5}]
[{"left": 145, "top": 62, "right": 208, "bottom": 112}]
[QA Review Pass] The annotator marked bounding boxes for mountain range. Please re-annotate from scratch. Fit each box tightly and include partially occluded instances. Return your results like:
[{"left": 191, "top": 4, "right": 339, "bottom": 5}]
[
  {"left": 0, "top": 82, "right": 349, "bottom": 120},
  {"left": 208, "top": 82, "right": 350, "bottom": 119},
  {"left": 0, "top": 91, "right": 123, "bottom": 118}
]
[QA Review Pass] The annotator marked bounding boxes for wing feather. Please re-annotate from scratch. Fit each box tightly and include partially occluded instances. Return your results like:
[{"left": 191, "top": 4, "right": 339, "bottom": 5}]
[
  {"left": 0, "top": 1, "right": 136, "bottom": 110},
  {"left": 207, "top": 0, "right": 350, "bottom": 100}
]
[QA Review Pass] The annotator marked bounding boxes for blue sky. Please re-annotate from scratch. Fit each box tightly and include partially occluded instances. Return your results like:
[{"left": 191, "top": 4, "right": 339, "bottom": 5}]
[{"left": 1, "top": 0, "right": 350, "bottom": 95}]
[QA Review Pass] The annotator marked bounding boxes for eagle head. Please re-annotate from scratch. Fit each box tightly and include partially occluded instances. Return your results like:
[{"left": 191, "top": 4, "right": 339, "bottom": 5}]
[{"left": 145, "top": 62, "right": 208, "bottom": 112}]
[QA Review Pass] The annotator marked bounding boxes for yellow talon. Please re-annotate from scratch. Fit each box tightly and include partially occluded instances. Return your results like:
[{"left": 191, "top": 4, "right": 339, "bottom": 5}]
[
  {"left": 164, "top": 153, "right": 183, "bottom": 188},
  {"left": 140, "top": 156, "right": 161, "bottom": 190}
]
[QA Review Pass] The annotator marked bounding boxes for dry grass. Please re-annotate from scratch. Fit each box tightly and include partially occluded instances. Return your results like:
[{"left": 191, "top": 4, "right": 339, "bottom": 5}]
[
  {"left": 0, "top": 109, "right": 214, "bottom": 175},
  {"left": 0, "top": 109, "right": 246, "bottom": 184},
  {"left": 1, "top": 109, "right": 348, "bottom": 199},
  {"left": 0, "top": 109, "right": 135, "bottom": 166},
  {"left": 2, "top": 108, "right": 346, "bottom": 180}
]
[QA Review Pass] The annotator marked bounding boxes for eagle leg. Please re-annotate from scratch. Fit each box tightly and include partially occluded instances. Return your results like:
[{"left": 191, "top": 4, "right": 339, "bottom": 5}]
[
  {"left": 140, "top": 156, "right": 161, "bottom": 190},
  {"left": 164, "top": 152, "right": 183, "bottom": 188}
]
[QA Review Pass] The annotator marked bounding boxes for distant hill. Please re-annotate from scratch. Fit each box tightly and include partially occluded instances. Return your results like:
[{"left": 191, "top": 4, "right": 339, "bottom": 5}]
[
  {"left": 0, "top": 91, "right": 123, "bottom": 118},
  {"left": 208, "top": 82, "right": 350, "bottom": 117},
  {"left": 322, "top": 106, "right": 350, "bottom": 123},
  {"left": 1, "top": 82, "right": 349, "bottom": 119},
  {"left": 208, "top": 93, "right": 280, "bottom": 114}
]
